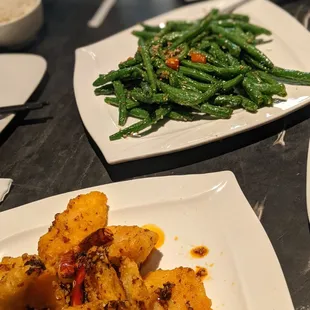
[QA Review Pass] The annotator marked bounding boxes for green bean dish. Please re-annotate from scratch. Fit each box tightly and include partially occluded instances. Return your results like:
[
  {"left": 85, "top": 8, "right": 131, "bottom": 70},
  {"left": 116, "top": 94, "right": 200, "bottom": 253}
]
[{"left": 92, "top": 9, "right": 310, "bottom": 141}]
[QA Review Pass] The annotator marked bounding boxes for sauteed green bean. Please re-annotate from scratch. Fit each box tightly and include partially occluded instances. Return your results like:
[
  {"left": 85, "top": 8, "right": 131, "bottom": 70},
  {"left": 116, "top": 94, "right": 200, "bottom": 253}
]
[{"left": 93, "top": 9, "right": 310, "bottom": 140}]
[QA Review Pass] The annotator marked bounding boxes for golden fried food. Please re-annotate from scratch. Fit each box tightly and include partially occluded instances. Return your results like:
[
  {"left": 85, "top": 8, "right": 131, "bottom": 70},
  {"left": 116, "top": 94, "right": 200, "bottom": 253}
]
[
  {"left": 67, "top": 300, "right": 132, "bottom": 310},
  {"left": 119, "top": 257, "right": 150, "bottom": 308},
  {"left": 38, "top": 191, "right": 108, "bottom": 270},
  {"left": 107, "top": 226, "right": 158, "bottom": 266},
  {"left": 144, "top": 267, "right": 212, "bottom": 310},
  {"left": 67, "top": 301, "right": 105, "bottom": 310},
  {"left": 79, "top": 227, "right": 113, "bottom": 253},
  {"left": 26, "top": 270, "right": 68, "bottom": 309},
  {"left": 85, "top": 246, "right": 126, "bottom": 303},
  {"left": 58, "top": 228, "right": 113, "bottom": 280},
  {"left": 67, "top": 301, "right": 104, "bottom": 310},
  {"left": 0, "top": 254, "right": 46, "bottom": 310},
  {"left": 1, "top": 191, "right": 213, "bottom": 309}
]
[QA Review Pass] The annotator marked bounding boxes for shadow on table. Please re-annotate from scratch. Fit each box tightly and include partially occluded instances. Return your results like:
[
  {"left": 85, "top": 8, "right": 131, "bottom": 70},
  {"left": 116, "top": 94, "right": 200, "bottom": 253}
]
[{"left": 87, "top": 104, "right": 310, "bottom": 182}]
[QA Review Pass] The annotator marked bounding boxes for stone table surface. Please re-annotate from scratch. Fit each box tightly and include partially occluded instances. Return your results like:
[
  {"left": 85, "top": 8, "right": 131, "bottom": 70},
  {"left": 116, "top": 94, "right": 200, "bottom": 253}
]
[{"left": 0, "top": 0, "right": 310, "bottom": 308}]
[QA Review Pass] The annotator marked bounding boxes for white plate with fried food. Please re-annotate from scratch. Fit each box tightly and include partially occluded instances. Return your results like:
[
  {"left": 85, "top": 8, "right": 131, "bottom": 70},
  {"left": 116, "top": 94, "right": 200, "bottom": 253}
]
[{"left": 0, "top": 172, "right": 293, "bottom": 310}]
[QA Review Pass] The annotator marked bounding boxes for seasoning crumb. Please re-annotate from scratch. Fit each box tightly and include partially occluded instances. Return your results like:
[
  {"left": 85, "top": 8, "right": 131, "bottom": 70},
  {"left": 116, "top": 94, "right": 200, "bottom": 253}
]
[
  {"left": 174, "top": 236, "right": 178, "bottom": 241},
  {"left": 186, "top": 301, "right": 194, "bottom": 310},
  {"left": 190, "top": 246, "right": 209, "bottom": 258},
  {"left": 155, "top": 282, "right": 175, "bottom": 307},
  {"left": 195, "top": 266, "right": 208, "bottom": 280}
]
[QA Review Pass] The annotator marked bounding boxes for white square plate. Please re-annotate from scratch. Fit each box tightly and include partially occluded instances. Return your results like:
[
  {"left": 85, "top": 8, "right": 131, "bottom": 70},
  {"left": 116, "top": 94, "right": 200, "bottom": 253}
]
[
  {"left": 74, "top": 0, "right": 310, "bottom": 164},
  {"left": 0, "top": 172, "right": 293, "bottom": 310},
  {"left": 0, "top": 54, "right": 47, "bottom": 133}
]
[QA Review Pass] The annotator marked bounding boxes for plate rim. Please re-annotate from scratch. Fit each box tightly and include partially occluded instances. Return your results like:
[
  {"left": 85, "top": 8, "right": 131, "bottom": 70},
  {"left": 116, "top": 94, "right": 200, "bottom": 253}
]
[{"left": 0, "top": 171, "right": 233, "bottom": 221}]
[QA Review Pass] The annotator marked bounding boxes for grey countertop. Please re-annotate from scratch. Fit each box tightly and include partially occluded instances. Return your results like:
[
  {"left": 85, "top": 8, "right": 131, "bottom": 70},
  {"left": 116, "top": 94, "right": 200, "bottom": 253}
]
[{"left": 0, "top": 0, "right": 310, "bottom": 308}]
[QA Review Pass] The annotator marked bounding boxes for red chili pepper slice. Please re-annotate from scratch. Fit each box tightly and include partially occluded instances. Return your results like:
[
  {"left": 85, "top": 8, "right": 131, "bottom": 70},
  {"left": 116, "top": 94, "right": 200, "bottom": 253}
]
[
  {"left": 71, "top": 266, "right": 86, "bottom": 306},
  {"left": 58, "top": 251, "right": 76, "bottom": 279},
  {"left": 191, "top": 53, "right": 207, "bottom": 64},
  {"left": 165, "top": 57, "right": 180, "bottom": 71}
]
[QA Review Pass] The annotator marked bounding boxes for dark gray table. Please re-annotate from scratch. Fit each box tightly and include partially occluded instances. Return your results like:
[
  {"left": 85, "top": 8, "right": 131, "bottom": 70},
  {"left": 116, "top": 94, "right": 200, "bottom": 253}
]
[{"left": 0, "top": 0, "right": 309, "bottom": 308}]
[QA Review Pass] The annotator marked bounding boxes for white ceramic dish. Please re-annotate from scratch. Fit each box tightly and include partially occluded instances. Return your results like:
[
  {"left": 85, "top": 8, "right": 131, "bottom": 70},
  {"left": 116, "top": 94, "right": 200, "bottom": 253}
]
[
  {"left": 0, "top": 172, "right": 293, "bottom": 310},
  {"left": 0, "top": 54, "right": 47, "bottom": 133},
  {"left": 74, "top": 0, "right": 310, "bottom": 164},
  {"left": 307, "top": 139, "right": 310, "bottom": 221},
  {"left": 0, "top": 0, "right": 43, "bottom": 47}
]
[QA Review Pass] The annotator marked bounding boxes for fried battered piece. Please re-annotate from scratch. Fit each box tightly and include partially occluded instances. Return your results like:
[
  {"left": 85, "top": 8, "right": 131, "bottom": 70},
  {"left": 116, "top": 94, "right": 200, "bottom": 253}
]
[
  {"left": 107, "top": 226, "right": 158, "bottom": 266},
  {"left": 26, "top": 270, "right": 68, "bottom": 309},
  {"left": 58, "top": 228, "right": 113, "bottom": 280},
  {"left": 38, "top": 191, "right": 108, "bottom": 270},
  {"left": 119, "top": 257, "right": 149, "bottom": 309},
  {"left": 79, "top": 227, "right": 113, "bottom": 253},
  {"left": 84, "top": 247, "right": 126, "bottom": 303},
  {"left": 144, "top": 267, "right": 212, "bottom": 310},
  {"left": 67, "top": 301, "right": 105, "bottom": 310},
  {"left": 103, "top": 301, "right": 132, "bottom": 310},
  {"left": 0, "top": 254, "right": 46, "bottom": 310},
  {"left": 66, "top": 301, "right": 104, "bottom": 310},
  {"left": 67, "top": 300, "right": 131, "bottom": 310}
]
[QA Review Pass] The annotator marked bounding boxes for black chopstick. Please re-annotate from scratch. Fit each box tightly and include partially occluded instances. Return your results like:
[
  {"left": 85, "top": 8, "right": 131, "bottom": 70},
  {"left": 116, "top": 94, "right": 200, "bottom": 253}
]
[{"left": 0, "top": 102, "right": 49, "bottom": 114}]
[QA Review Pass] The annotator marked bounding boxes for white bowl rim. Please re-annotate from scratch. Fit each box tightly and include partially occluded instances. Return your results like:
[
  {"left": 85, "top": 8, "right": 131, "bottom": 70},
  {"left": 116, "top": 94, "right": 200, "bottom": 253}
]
[{"left": 0, "top": 0, "right": 41, "bottom": 27}]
